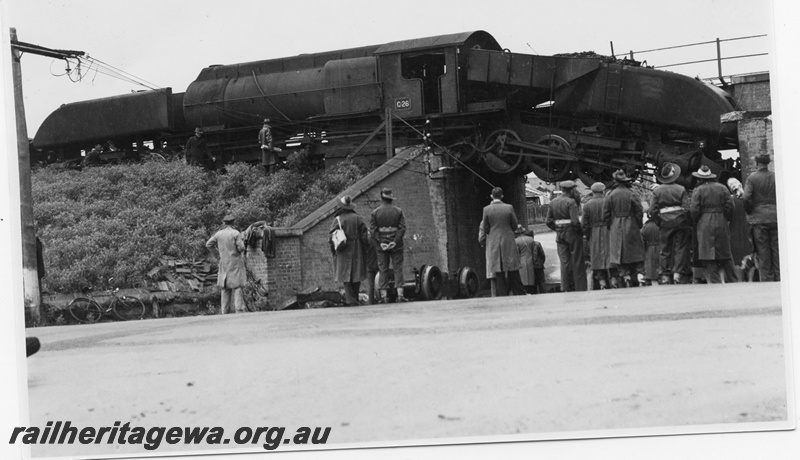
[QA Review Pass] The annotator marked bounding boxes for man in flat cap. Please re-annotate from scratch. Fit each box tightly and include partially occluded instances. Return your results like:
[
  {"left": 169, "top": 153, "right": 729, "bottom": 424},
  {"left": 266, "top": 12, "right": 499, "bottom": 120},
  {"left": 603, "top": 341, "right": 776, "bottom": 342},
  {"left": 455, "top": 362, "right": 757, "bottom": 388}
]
[
  {"left": 206, "top": 215, "right": 247, "bottom": 313},
  {"left": 582, "top": 181, "right": 612, "bottom": 289},
  {"left": 649, "top": 162, "right": 692, "bottom": 284},
  {"left": 690, "top": 165, "right": 734, "bottom": 283},
  {"left": 259, "top": 118, "right": 277, "bottom": 174},
  {"left": 743, "top": 153, "right": 779, "bottom": 281},
  {"left": 186, "top": 127, "right": 213, "bottom": 169},
  {"left": 480, "top": 187, "right": 526, "bottom": 296},
  {"left": 370, "top": 188, "right": 407, "bottom": 303},
  {"left": 603, "top": 170, "right": 645, "bottom": 288},
  {"left": 547, "top": 180, "right": 586, "bottom": 291}
]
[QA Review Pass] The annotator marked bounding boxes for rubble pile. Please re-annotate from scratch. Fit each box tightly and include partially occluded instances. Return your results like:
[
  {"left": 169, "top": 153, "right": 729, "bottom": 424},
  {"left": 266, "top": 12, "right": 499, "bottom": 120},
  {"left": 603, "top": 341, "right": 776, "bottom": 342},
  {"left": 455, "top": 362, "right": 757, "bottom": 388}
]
[{"left": 147, "top": 256, "right": 217, "bottom": 292}]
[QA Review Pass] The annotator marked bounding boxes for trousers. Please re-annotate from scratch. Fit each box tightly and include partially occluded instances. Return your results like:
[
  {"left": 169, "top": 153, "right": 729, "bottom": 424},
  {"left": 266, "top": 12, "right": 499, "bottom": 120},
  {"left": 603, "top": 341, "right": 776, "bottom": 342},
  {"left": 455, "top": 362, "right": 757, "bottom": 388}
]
[
  {"left": 751, "top": 223, "right": 780, "bottom": 281},
  {"left": 220, "top": 287, "right": 245, "bottom": 314}
]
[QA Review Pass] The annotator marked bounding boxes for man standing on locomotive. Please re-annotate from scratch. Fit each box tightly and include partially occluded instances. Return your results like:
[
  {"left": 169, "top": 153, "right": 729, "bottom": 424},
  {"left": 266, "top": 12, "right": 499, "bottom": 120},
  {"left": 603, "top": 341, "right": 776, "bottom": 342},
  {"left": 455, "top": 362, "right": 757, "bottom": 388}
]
[
  {"left": 370, "top": 188, "right": 407, "bottom": 303},
  {"left": 743, "top": 153, "right": 780, "bottom": 281},
  {"left": 258, "top": 118, "right": 278, "bottom": 174},
  {"left": 649, "top": 162, "right": 692, "bottom": 284},
  {"left": 185, "top": 127, "right": 213, "bottom": 169},
  {"left": 206, "top": 215, "right": 247, "bottom": 314},
  {"left": 547, "top": 181, "right": 587, "bottom": 291}
]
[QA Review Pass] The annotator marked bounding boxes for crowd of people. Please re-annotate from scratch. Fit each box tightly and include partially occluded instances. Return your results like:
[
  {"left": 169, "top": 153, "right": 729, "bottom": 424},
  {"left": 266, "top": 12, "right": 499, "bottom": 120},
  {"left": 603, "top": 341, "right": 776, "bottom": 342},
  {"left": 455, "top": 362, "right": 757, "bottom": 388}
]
[
  {"left": 206, "top": 153, "right": 778, "bottom": 310},
  {"left": 539, "top": 154, "right": 779, "bottom": 293}
]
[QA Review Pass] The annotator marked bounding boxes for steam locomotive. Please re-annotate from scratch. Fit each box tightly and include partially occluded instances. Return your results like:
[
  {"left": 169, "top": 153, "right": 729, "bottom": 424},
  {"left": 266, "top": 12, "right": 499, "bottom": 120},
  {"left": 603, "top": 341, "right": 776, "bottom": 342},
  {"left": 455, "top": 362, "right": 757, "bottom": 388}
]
[{"left": 32, "top": 30, "right": 739, "bottom": 187}]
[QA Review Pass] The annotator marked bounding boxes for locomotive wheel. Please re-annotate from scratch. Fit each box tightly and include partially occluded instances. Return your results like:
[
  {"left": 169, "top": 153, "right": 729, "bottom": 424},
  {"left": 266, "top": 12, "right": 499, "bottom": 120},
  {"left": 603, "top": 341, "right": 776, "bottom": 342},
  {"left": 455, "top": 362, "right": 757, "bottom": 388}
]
[
  {"left": 528, "top": 135, "right": 575, "bottom": 182},
  {"left": 481, "top": 129, "right": 526, "bottom": 175},
  {"left": 457, "top": 267, "right": 480, "bottom": 299},
  {"left": 420, "top": 265, "right": 444, "bottom": 301}
]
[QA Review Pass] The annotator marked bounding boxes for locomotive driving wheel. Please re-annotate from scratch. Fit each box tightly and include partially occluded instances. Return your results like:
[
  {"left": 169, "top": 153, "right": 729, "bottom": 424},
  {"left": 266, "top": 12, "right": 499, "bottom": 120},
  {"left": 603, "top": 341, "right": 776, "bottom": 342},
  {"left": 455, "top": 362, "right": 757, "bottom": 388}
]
[
  {"left": 528, "top": 135, "right": 575, "bottom": 183},
  {"left": 481, "top": 129, "right": 526, "bottom": 175}
]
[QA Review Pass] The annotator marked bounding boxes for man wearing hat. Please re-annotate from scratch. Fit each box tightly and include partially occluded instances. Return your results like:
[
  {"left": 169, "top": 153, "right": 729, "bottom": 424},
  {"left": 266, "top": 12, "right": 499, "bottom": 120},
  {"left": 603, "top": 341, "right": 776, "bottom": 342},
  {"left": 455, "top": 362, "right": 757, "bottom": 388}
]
[
  {"left": 690, "top": 165, "right": 735, "bottom": 283},
  {"left": 602, "top": 170, "right": 645, "bottom": 288},
  {"left": 582, "top": 181, "right": 612, "bottom": 289},
  {"left": 330, "top": 196, "right": 369, "bottom": 306},
  {"left": 258, "top": 118, "right": 277, "bottom": 174},
  {"left": 546, "top": 181, "right": 587, "bottom": 291},
  {"left": 370, "top": 188, "right": 408, "bottom": 302},
  {"left": 206, "top": 215, "right": 247, "bottom": 314},
  {"left": 649, "top": 162, "right": 692, "bottom": 284},
  {"left": 185, "top": 127, "right": 213, "bottom": 169},
  {"left": 480, "top": 187, "right": 526, "bottom": 296},
  {"left": 743, "top": 153, "right": 779, "bottom": 281}
]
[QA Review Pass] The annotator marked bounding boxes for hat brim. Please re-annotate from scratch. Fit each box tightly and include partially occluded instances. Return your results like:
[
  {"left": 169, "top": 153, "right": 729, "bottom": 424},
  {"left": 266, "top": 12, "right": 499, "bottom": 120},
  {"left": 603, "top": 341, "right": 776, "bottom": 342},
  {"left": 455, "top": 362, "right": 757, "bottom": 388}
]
[{"left": 691, "top": 172, "right": 717, "bottom": 179}]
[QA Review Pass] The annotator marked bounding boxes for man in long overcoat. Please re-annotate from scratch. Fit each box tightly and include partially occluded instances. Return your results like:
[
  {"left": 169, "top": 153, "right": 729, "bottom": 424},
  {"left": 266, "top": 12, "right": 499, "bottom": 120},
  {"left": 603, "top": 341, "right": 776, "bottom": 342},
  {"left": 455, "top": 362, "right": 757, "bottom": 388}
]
[
  {"left": 206, "top": 215, "right": 247, "bottom": 314},
  {"left": 649, "top": 162, "right": 692, "bottom": 284},
  {"left": 603, "top": 170, "right": 645, "bottom": 287},
  {"left": 480, "top": 187, "right": 526, "bottom": 296},
  {"left": 690, "top": 165, "right": 735, "bottom": 284},
  {"left": 743, "top": 153, "right": 779, "bottom": 281},
  {"left": 515, "top": 225, "right": 537, "bottom": 294},
  {"left": 547, "top": 181, "right": 587, "bottom": 291},
  {"left": 370, "top": 188, "right": 407, "bottom": 302},
  {"left": 330, "top": 195, "right": 369, "bottom": 306},
  {"left": 582, "top": 181, "right": 611, "bottom": 289}
]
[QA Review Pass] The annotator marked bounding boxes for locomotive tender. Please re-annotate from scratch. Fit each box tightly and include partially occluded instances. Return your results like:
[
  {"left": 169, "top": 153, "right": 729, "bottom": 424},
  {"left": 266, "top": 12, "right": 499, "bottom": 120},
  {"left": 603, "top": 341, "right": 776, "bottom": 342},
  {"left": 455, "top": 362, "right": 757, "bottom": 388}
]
[{"left": 33, "top": 31, "right": 739, "bottom": 186}]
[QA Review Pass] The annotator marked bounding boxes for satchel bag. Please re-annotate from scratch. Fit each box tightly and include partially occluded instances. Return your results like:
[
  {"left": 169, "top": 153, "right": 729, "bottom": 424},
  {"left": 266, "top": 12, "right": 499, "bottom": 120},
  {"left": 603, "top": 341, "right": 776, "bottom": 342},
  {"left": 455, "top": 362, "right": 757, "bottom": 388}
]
[{"left": 332, "top": 217, "right": 347, "bottom": 251}]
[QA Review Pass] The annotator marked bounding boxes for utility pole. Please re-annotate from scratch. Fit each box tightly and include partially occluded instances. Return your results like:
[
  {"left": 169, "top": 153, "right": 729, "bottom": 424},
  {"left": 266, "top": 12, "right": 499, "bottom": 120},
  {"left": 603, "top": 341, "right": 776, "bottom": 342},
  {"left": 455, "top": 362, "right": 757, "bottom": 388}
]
[{"left": 9, "top": 28, "right": 84, "bottom": 324}]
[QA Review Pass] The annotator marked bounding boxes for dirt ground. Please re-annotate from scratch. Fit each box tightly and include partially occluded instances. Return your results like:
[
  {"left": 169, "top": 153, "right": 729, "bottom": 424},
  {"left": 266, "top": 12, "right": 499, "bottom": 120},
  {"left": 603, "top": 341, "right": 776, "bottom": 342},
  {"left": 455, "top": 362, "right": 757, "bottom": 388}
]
[{"left": 23, "top": 282, "right": 789, "bottom": 458}]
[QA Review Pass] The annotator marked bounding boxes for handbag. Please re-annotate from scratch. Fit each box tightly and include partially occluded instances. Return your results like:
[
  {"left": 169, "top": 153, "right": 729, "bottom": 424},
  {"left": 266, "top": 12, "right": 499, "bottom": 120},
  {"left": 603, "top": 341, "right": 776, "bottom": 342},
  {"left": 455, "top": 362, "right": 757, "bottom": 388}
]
[{"left": 332, "top": 216, "right": 347, "bottom": 251}]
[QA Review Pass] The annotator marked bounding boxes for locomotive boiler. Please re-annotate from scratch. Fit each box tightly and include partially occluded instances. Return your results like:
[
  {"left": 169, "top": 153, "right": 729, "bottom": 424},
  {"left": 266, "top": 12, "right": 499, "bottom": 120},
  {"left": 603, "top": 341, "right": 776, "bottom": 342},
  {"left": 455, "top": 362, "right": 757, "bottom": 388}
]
[{"left": 32, "top": 30, "right": 739, "bottom": 186}]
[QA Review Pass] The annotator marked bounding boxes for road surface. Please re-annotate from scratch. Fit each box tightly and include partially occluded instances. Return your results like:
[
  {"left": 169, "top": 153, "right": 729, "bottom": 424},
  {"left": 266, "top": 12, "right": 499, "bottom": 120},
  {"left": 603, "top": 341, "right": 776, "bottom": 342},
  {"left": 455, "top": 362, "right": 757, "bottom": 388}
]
[{"left": 23, "top": 281, "right": 788, "bottom": 458}]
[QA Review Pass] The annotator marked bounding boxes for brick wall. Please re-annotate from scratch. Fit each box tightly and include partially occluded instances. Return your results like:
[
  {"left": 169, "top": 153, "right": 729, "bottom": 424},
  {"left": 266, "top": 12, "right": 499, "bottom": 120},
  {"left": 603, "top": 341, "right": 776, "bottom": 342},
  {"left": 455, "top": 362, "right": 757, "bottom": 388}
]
[
  {"left": 247, "top": 146, "right": 529, "bottom": 305},
  {"left": 739, "top": 116, "right": 774, "bottom": 181}
]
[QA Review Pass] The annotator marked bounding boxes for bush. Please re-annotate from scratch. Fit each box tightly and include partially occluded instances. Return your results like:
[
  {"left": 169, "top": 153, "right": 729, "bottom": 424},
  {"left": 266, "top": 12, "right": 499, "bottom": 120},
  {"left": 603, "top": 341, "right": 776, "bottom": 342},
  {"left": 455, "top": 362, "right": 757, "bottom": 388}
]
[{"left": 33, "top": 159, "right": 369, "bottom": 293}]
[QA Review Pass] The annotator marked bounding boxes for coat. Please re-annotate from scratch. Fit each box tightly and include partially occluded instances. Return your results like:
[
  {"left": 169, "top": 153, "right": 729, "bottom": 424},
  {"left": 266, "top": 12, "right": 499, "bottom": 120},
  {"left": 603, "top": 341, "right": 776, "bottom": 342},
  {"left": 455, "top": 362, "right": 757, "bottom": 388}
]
[
  {"left": 369, "top": 203, "right": 406, "bottom": 252},
  {"left": 330, "top": 208, "right": 369, "bottom": 283},
  {"left": 603, "top": 184, "right": 645, "bottom": 265},
  {"left": 582, "top": 195, "right": 610, "bottom": 270},
  {"left": 515, "top": 234, "right": 537, "bottom": 285},
  {"left": 479, "top": 200, "right": 521, "bottom": 274},
  {"left": 206, "top": 226, "right": 247, "bottom": 289},
  {"left": 650, "top": 183, "right": 690, "bottom": 229},
  {"left": 690, "top": 181, "right": 734, "bottom": 261},
  {"left": 743, "top": 168, "right": 777, "bottom": 225},
  {"left": 641, "top": 220, "right": 660, "bottom": 279}
]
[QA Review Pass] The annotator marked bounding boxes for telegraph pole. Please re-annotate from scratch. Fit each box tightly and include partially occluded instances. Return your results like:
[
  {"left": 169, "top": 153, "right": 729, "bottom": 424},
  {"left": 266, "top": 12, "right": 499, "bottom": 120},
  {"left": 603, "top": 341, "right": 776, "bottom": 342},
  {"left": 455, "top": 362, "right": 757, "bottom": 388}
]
[{"left": 9, "top": 28, "right": 84, "bottom": 324}]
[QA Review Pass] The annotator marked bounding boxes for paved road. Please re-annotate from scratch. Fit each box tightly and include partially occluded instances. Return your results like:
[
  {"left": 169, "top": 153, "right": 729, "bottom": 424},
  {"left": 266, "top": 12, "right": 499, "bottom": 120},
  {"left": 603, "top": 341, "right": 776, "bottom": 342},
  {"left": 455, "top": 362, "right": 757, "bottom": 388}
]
[{"left": 24, "top": 282, "right": 788, "bottom": 458}]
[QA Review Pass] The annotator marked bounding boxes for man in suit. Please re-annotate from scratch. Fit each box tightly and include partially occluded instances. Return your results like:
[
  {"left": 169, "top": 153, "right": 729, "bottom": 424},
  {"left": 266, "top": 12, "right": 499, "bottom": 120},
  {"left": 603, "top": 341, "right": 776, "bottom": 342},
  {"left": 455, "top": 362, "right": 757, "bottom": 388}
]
[
  {"left": 206, "top": 215, "right": 247, "bottom": 313},
  {"left": 479, "top": 187, "right": 526, "bottom": 296}
]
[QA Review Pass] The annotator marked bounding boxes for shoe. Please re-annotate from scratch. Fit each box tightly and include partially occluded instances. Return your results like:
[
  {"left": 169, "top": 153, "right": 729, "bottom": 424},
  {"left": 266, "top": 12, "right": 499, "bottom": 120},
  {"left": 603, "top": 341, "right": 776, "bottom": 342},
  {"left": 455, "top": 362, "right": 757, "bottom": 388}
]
[
  {"left": 26, "top": 337, "right": 40, "bottom": 357},
  {"left": 624, "top": 278, "right": 633, "bottom": 288}
]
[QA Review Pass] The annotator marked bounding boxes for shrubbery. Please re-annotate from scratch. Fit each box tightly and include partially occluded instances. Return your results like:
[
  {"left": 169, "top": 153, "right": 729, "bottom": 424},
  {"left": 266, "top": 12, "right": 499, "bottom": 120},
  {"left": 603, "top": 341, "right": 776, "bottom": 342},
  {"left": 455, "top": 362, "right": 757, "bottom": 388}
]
[{"left": 33, "top": 157, "right": 368, "bottom": 293}]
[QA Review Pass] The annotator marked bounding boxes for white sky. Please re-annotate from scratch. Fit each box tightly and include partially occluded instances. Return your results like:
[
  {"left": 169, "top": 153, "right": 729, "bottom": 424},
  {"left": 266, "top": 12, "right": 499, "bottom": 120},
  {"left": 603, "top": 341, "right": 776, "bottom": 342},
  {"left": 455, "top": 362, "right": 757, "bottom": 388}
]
[{"left": 0, "top": 0, "right": 778, "bottom": 137}]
